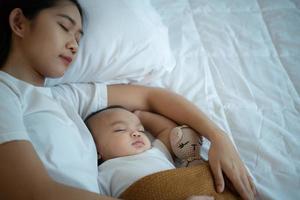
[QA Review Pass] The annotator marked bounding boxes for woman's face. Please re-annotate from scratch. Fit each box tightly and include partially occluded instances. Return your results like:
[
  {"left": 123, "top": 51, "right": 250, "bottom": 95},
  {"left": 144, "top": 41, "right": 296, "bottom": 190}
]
[{"left": 19, "top": 1, "right": 83, "bottom": 79}]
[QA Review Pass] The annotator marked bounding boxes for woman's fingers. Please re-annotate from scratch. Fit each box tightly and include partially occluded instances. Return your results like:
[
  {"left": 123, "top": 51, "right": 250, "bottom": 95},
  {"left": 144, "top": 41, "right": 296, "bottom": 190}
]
[
  {"left": 242, "top": 172, "right": 254, "bottom": 197},
  {"left": 240, "top": 168, "right": 256, "bottom": 199},
  {"left": 209, "top": 158, "right": 224, "bottom": 193},
  {"left": 225, "top": 167, "right": 249, "bottom": 200},
  {"left": 224, "top": 175, "right": 238, "bottom": 194},
  {"left": 208, "top": 133, "right": 257, "bottom": 199},
  {"left": 224, "top": 166, "right": 255, "bottom": 200},
  {"left": 247, "top": 174, "right": 257, "bottom": 196}
]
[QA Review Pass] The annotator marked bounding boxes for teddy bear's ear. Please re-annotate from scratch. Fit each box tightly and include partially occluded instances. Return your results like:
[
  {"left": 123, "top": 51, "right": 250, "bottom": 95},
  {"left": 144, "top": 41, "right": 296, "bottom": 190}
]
[{"left": 170, "top": 126, "right": 184, "bottom": 144}]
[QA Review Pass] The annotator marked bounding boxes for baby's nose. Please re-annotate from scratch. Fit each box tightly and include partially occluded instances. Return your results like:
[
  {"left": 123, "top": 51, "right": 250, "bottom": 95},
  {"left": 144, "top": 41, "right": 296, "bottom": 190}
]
[{"left": 131, "top": 131, "right": 141, "bottom": 137}]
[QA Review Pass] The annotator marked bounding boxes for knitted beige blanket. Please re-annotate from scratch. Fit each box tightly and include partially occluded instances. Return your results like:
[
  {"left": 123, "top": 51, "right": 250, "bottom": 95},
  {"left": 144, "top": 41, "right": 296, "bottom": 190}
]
[{"left": 120, "top": 163, "right": 240, "bottom": 200}]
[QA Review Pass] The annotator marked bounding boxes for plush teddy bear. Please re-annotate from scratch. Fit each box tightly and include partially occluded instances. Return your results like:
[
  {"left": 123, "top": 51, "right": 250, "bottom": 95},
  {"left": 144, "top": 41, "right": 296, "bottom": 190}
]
[{"left": 170, "top": 125, "right": 204, "bottom": 167}]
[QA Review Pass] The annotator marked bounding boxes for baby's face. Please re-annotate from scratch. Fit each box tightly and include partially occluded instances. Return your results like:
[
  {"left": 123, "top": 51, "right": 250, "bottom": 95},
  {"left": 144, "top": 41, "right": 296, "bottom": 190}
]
[{"left": 88, "top": 108, "right": 151, "bottom": 161}]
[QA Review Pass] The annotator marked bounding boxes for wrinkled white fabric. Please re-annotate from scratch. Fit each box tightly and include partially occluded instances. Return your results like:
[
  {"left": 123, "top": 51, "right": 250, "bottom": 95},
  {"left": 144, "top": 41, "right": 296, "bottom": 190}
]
[{"left": 148, "top": 1, "right": 300, "bottom": 199}]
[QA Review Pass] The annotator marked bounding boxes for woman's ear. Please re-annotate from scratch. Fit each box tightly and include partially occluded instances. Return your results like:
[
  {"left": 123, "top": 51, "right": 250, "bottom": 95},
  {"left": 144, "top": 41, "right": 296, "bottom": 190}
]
[{"left": 9, "top": 8, "right": 29, "bottom": 38}]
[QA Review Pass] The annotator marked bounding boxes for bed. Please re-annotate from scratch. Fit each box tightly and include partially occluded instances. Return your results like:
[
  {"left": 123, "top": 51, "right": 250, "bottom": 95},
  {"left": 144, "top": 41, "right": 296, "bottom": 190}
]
[
  {"left": 148, "top": 1, "right": 300, "bottom": 199},
  {"left": 46, "top": 0, "right": 300, "bottom": 199}
]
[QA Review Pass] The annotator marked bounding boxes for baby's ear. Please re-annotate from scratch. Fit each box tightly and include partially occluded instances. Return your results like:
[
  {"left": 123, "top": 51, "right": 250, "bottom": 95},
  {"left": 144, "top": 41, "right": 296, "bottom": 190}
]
[{"left": 170, "top": 126, "right": 184, "bottom": 145}]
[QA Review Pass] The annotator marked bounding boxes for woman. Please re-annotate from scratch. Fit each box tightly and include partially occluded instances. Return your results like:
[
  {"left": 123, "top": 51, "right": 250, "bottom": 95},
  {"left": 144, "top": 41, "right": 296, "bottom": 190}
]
[{"left": 0, "top": 0, "right": 256, "bottom": 199}]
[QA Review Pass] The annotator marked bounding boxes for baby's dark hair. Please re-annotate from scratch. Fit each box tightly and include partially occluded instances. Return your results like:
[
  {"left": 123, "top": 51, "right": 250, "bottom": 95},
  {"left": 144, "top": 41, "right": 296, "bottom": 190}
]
[
  {"left": 0, "top": 0, "right": 83, "bottom": 67},
  {"left": 85, "top": 105, "right": 130, "bottom": 166},
  {"left": 85, "top": 105, "right": 130, "bottom": 122}
]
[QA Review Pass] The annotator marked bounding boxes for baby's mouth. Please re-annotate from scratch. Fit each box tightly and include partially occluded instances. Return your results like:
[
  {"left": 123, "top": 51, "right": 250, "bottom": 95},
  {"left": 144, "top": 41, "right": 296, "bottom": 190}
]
[{"left": 132, "top": 140, "right": 145, "bottom": 146}]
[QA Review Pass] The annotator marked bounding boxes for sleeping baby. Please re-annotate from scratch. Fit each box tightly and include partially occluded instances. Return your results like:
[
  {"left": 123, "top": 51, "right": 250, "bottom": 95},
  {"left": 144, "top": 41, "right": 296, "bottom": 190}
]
[{"left": 85, "top": 106, "right": 234, "bottom": 200}]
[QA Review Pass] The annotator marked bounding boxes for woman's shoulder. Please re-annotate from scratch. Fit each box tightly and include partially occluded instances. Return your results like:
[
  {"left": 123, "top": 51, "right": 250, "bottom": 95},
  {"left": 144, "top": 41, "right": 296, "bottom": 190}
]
[
  {"left": 0, "top": 71, "right": 52, "bottom": 106},
  {"left": 0, "top": 71, "right": 23, "bottom": 99}
]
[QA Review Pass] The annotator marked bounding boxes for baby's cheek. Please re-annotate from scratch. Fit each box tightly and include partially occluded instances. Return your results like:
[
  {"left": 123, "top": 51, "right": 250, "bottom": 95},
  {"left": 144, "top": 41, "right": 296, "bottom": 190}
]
[{"left": 145, "top": 138, "right": 152, "bottom": 149}]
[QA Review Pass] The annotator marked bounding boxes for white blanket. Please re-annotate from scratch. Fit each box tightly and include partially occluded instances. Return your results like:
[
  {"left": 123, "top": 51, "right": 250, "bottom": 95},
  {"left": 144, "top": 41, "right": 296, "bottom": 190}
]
[{"left": 149, "top": 0, "right": 300, "bottom": 199}]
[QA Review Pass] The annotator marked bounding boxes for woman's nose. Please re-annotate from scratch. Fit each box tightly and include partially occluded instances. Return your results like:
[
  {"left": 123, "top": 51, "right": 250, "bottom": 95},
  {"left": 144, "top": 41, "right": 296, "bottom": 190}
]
[{"left": 66, "top": 37, "right": 78, "bottom": 55}]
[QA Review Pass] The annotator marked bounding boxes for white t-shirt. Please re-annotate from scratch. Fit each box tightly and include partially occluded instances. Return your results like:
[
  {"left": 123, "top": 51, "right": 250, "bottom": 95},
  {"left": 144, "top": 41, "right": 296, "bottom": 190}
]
[
  {"left": 98, "top": 139, "right": 175, "bottom": 197},
  {"left": 0, "top": 71, "right": 107, "bottom": 193}
]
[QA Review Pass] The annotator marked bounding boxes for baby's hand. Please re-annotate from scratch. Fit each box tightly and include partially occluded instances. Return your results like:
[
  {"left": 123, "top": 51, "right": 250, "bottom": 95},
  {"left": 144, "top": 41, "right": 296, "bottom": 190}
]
[
  {"left": 186, "top": 196, "right": 214, "bottom": 200},
  {"left": 133, "top": 110, "right": 141, "bottom": 116}
]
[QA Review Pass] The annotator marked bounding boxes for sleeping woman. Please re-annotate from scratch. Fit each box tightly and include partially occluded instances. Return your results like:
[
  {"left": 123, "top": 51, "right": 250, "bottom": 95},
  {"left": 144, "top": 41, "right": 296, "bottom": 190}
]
[{"left": 0, "top": 0, "right": 255, "bottom": 199}]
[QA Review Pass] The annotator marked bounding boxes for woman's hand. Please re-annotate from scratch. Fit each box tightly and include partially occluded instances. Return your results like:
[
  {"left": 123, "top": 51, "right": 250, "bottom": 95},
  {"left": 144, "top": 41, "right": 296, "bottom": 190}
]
[{"left": 208, "top": 133, "right": 257, "bottom": 200}]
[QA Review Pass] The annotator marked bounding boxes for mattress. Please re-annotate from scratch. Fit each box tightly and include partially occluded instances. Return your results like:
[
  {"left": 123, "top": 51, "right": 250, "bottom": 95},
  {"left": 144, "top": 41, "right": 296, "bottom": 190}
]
[{"left": 149, "top": 0, "right": 300, "bottom": 199}]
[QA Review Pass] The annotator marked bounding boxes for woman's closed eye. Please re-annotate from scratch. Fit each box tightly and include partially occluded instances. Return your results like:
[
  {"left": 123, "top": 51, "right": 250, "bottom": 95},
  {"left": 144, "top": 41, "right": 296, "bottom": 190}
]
[
  {"left": 58, "top": 23, "right": 69, "bottom": 32},
  {"left": 58, "top": 23, "right": 80, "bottom": 44}
]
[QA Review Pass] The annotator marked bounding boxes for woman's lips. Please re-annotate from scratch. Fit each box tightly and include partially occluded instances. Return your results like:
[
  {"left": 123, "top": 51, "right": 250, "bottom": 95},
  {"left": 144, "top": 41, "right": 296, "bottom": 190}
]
[{"left": 60, "top": 55, "right": 72, "bottom": 65}]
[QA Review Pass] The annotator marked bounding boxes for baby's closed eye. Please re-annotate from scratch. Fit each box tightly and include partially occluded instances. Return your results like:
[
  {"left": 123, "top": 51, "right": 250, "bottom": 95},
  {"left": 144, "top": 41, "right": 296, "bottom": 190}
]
[{"left": 114, "top": 129, "right": 127, "bottom": 133}]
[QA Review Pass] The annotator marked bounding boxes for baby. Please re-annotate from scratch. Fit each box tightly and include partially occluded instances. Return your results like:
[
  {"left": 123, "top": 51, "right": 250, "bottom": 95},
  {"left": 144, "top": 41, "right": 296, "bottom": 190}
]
[{"left": 85, "top": 105, "right": 210, "bottom": 199}]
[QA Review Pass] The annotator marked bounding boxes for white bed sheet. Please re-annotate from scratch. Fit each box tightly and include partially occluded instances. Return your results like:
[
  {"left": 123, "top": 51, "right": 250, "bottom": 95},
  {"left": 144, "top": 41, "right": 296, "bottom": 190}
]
[{"left": 148, "top": 0, "right": 300, "bottom": 199}]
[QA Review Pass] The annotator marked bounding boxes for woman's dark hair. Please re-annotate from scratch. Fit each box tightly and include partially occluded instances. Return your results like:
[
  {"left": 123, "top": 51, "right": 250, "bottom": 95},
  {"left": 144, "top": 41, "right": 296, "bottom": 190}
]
[{"left": 0, "top": 0, "right": 83, "bottom": 67}]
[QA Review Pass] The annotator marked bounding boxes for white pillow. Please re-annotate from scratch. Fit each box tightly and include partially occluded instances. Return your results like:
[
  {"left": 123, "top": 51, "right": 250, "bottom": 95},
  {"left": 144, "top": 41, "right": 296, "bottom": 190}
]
[{"left": 46, "top": 0, "right": 175, "bottom": 86}]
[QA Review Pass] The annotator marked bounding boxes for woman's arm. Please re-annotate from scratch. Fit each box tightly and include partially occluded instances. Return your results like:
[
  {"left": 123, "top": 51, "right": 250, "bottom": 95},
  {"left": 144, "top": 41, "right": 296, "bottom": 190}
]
[
  {"left": 108, "top": 84, "right": 256, "bottom": 200},
  {"left": 134, "top": 110, "right": 178, "bottom": 155},
  {"left": 107, "top": 84, "right": 222, "bottom": 141},
  {"left": 0, "top": 141, "right": 118, "bottom": 200}
]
